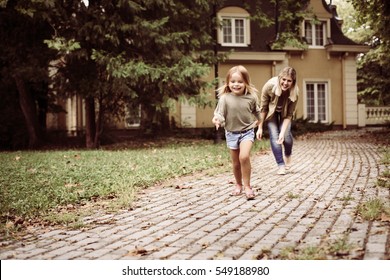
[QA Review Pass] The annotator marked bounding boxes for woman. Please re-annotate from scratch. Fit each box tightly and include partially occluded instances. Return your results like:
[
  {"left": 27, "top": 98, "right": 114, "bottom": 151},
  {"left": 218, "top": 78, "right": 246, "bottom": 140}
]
[{"left": 256, "top": 67, "right": 299, "bottom": 175}]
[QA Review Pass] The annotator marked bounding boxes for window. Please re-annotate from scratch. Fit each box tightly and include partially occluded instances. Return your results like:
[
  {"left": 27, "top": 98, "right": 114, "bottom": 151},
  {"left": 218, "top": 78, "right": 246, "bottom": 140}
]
[
  {"left": 218, "top": 7, "right": 250, "bottom": 47},
  {"left": 219, "top": 16, "right": 249, "bottom": 47},
  {"left": 305, "top": 82, "right": 329, "bottom": 123},
  {"left": 304, "top": 20, "right": 327, "bottom": 47},
  {"left": 125, "top": 103, "right": 141, "bottom": 128}
]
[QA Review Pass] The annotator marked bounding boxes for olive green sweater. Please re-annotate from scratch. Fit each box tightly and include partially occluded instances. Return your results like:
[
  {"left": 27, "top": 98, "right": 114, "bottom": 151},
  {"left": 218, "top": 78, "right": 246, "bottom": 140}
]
[{"left": 213, "top": 92, "right": 261, "bottom": 132}]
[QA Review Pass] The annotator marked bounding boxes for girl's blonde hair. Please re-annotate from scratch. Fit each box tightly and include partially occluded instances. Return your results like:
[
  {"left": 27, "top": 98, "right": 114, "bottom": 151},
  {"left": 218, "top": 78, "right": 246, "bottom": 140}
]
[
  {"left": 277, "top": 66, "right": 299, "bottom": 99},
  {"left": 217, "top": 65, "right": 258, "bottom": 97}
]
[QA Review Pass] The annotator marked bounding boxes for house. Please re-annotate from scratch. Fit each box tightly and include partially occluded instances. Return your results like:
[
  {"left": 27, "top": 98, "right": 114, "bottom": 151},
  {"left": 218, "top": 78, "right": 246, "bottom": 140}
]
[
  {"left": 170, "top": 0, "right": 369, "bottom": 131},
  {"left": 48, "top": 0, "right": 369, "bottom": 135}
]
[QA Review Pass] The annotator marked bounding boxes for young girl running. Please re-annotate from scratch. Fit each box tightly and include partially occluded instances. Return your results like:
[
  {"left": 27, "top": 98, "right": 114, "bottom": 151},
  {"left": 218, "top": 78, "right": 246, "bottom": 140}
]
[{"left": 212, "top": 65, "right": 262, "bottom": 200}]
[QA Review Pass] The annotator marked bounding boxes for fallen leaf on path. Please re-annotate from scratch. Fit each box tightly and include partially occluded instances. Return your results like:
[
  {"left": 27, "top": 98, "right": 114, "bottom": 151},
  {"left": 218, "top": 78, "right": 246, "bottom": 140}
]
[
  {"left": 175, "top": 185, "right": 192, "bottom": 189},
  {"left": 126, "top": 246, "right": 149, "bottom": 256},
  {"left": 380, "top": 213, "right": 390, "bottom": 222}
]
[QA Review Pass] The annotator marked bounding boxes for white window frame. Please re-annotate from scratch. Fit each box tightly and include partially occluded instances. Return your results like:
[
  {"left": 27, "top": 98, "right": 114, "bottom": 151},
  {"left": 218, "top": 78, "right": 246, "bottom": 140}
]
[
  {"left": 218, "top": 14, "right": 250, "bottom": 47},
  {"left": 304, "top": 81, "right": 330, "bottom": 123},
  {"left": 303, "top": 19, "right": 329, "bottom": 48}
]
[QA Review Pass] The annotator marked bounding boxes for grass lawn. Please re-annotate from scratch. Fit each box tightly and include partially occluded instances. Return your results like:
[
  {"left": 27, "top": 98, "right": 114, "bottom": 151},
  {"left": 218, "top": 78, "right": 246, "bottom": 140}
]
[{"left": 0, "top": 138, "right": 269, "bottom": 238}]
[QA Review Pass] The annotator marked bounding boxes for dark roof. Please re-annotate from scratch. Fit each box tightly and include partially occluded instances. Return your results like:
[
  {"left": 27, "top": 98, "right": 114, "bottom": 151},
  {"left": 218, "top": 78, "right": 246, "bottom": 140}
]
[
  {"left": 217, "top": 0, "right": 361, "bottom": 53},
  {"left": 325, "top": 2, "right": 360, "bottom": 46},
  {"left": 217, "top": 0, "right": 275, "bottom": 52}
]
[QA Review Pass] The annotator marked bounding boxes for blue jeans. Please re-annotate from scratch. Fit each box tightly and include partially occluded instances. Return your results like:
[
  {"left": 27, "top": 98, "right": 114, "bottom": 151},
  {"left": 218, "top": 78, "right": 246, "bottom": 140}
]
[
  {"left": 267, "top": 112, "right": 293, "bottom": 166},
  {"left": 225, "top": 129, "right": 255, "bottom": 150}
]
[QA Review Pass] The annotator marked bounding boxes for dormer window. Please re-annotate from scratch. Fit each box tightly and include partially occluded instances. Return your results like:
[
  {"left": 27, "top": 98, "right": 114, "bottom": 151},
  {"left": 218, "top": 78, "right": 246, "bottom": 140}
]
[
  {"left": 304, "top": 20, "right": 327, "bottom": 47},
  {"left": 221, "top": 17, "right": 247, "bottom": 46},
  {"left": 218, "top": 7, "right": 250, "bottom": 47}
]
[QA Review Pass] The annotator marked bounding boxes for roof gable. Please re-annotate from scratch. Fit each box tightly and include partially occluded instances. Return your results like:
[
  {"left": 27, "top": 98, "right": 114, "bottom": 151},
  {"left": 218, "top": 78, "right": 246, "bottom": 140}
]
[{"left": 216, "top": 0, "right": 367, "bottom": 53}]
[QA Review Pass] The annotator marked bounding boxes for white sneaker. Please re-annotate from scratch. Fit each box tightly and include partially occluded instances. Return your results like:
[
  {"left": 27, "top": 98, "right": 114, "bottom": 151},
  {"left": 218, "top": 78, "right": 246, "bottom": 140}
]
[
  {"left": 285, "top": 156, "right": 291, "bottom": 170},
  {"left": 277, "top": 166, "right": 286, "bottom": 175}
]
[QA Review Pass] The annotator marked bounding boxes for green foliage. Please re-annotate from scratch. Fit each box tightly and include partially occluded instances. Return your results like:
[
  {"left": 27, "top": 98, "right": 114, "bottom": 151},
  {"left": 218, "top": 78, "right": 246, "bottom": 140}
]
[
  {"left": 43, "top": 0, "right": 220, "bottom": 138},
  {"left": 270, "top": 32, "right": 308, "bottom": 50},
  {"left": 280, "top": 245, "right": 326, "bottom": 260},
  {"left": 279, "top": 237, "right": 354, "bottom": 260},
  {"left": 357, "top": 45, "right": 390, "bottom": 105},
  {"left": 377, "top": 145, "right": 390, "bottom": 188},
  {"left": 291, "top": 117, "right": 334, "bottom": 137},
  {"left": 334, "top": 0, "right": 390, "bottom": 105},
  {"left": 0, "top": 139, "right": 235, "bottom": 233},
  {"left": 44, "top": 38, "right": 81, "bottom": 53},
  {"left": 356, "top": 198, "right": 389, "bottom": 221},
  {"left": 356, "top": 198, "right": 385, "bottom": 220},
  {"left": 269, "top": 0, "right": 311, "bottom": 50}
]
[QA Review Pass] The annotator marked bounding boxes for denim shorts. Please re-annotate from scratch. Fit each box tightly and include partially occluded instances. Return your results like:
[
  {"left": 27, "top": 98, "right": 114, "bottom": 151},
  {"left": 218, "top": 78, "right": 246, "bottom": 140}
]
[{"left": 225, "top": 129, "right": 255, "bottom": 150}]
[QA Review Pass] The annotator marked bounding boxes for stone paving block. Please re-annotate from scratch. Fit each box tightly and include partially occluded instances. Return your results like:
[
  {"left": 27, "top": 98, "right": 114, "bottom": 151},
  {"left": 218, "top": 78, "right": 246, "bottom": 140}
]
[
  {"left": 83, "top": 248, "right": 114, "bottom": 259},
  {"left": 52, "top": 248, "right": 86, "bottom": 260},
  {"left": 189, "top": 250, "right": 219, "bottom": 260},
  {"left": 363, "top": 252, "right": 386, "bottom": 260},
  {"left": 105, "top": 238, "right": 135, "bottom": 250},
  {"left": 145, "top": 246, "right": 181, "bottom": 259},
  {"left": 1, "top": 129, "right": 388, "bottom": 260}
]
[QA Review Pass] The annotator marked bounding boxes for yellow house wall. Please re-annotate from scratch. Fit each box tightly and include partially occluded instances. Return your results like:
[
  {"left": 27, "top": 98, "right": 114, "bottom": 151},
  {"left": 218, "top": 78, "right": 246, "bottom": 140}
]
[
  {"left": 289, "top": 50, "right": 344, "bottom": 125},
  {"left": 309, "top": 0, "right": 333, "bottom": 19}
]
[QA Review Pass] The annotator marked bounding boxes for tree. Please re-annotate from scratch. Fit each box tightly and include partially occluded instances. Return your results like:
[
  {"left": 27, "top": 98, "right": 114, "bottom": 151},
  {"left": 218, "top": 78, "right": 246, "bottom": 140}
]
[
  {"left": 0, "top": 0, "right": 56, "bottom": 148},
  {"left": 270, "top": 0, "right": 311, "bottom": 49},
  {"left": 45, "top": 0, "right": 220, "bottom": 148},
  {"left": 0, "top": 0, "right": 317, "bottom": 149},
  {"left": 334, "top": 0, "right": 390, "bottom": 105}
]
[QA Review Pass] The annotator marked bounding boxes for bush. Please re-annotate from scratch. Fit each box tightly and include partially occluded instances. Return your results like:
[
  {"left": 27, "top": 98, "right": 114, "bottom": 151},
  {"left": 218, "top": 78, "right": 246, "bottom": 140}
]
[{"left": 292, "top": 117, "right": 334, "bottom": 136}]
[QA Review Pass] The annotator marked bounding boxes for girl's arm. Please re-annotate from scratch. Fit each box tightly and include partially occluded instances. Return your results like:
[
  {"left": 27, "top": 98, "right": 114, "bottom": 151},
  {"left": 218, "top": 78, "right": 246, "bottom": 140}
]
[{"left": 212, "top": 96, "right": 226, "bottom": 130}]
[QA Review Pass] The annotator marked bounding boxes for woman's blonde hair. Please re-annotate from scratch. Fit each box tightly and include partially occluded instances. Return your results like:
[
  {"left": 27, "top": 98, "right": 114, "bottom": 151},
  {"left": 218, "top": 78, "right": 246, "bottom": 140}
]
[
  {"left": 276, "top": 66, "right": 299, "bottom": 99},
  {"left": 217, "top": 65, "right": 258, "bottom": 97}
]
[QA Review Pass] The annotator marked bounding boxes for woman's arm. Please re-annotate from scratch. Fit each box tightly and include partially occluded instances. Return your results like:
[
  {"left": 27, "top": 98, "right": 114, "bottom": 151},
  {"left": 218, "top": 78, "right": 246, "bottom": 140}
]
[{"left": 276, "top": 117, "right": 291, "bottom": 144}]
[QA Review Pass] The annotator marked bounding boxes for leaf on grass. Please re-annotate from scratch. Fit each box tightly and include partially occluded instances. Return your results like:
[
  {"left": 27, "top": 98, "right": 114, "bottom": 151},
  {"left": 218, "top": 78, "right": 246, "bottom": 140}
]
[
  {"left": 64, "top": 183, "right": 81, "bottom": 188},
  {"left": 5, "top": 221, "right": 14, "bottom": 229}
]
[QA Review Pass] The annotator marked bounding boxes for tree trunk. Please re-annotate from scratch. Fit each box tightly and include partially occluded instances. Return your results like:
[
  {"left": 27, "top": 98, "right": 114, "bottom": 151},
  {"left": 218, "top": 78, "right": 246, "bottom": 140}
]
[
  {"left": 14, "top": 75, "right": 43, "bottom": 149},
  {"left": 85, "top": 96, "right": 96, "bottom": 148},
  {"left": 140, "top": 104, "right": 156, "bottom": 135},
  {"left": 94, "top": 97, "right": 104, "bottom": 148}
]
